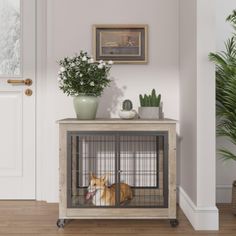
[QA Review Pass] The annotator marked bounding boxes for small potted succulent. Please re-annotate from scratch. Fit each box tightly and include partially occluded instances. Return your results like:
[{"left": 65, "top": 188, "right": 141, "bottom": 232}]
[
  {"left": 139, "top": 89, "right": 161, "bottom": 119},
  {"left": 119, "top": 99, "right": 137, "bottom": 120},
  {"left": 58, "top": 51, "right": 113, "bottom": 120}
]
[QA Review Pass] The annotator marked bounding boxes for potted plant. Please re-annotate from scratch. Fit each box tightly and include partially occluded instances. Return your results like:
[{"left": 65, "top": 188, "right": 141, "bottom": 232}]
[
  {"left": 139, "top": 89, "right": 161, "bottom": 119},
  {"left": 58, "top": 51, "right": 113, "bottom": 119},
  {"left": 119, "top": 99, "right": 137, "bottom": 120},
  {"left": 209, "top": 10, "right": 236, "bottom": 215}
]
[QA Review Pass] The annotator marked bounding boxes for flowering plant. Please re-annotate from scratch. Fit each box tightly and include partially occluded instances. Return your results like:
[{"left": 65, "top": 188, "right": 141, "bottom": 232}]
[{"left": 58, "top": 51, "right": 113, "bottom": 96}]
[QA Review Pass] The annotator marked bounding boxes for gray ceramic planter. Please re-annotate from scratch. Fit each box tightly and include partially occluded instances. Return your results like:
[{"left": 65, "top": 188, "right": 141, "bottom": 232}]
[
  {"left": 138, "top": 107, "right": 160, "bottom": 119},
  {"left": 73, "top": 95, "right": 98, "bottom": 120}
]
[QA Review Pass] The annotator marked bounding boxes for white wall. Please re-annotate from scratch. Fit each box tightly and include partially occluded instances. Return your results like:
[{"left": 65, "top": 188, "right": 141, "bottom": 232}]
[
  {"left": 179, "top": 0, "right": 197, "bottom": 205},
  {"left": 36, "top": 0, "right": 180, "bottom": 202},
  {"left": 179, "top": 0, "right": 218, "bottom": 230},
  {"left": 196, "top": 0, "right": 216, "bottom": 209},
  {"left": 215, "top": 0, "right": 236, "bottom": 203}
]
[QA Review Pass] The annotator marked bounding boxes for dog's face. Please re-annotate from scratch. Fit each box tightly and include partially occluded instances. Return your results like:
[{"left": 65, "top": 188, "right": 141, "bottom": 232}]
[{"left": 87, "top": 174, "right": 107, "bottom": 193}]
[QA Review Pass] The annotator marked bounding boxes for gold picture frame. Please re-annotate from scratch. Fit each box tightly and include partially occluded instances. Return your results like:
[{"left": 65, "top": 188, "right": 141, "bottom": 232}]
[{"left": 93, "top": 24, "right": 148, "bottom": 64}]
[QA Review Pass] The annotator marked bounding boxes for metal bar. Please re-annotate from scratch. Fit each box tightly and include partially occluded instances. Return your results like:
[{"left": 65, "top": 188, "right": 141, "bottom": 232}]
[
  {"left": 67, "top": 132, "right": 73, "bottom": 208},
  {"left": 163, "top": 134, "right": 169, "bottom": 208},
  {"left": 115, "top": 133, "right": 120, "bottom": 207},
  {"left": 71, "top": 135, "right": 77, "bottom": 197},
  {"left": 156, "top": 136, "right": 159, "bottom": 189}
]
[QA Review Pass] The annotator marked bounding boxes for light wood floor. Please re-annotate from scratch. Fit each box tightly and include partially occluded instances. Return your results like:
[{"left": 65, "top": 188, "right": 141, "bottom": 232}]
[{"left": 0, "top": 202, "right": 235, "bottom": 236}]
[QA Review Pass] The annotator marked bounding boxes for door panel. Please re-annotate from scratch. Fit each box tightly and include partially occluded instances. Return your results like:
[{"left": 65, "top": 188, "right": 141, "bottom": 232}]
[
  {"left": 0, "top": 90, "right": 22, "bottom": 177},
  {"left": 0, "top": 0, "right": 35, "bottom": 199}
]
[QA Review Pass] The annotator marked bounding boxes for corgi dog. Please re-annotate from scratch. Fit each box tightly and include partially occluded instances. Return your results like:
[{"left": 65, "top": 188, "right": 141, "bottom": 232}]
[{"left": 86, "top": 173, "right": 133, "bottom": 206}]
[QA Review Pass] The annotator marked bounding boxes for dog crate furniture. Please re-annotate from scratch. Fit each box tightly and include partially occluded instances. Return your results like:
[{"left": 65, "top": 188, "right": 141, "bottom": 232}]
[{"left": 57, "top": 119, "right": 177, "bottom": 228}]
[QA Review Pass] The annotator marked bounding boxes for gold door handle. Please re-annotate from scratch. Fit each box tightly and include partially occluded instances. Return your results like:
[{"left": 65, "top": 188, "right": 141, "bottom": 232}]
[{"left": 7, "top": 79, "right": 32, "bottom": 86}]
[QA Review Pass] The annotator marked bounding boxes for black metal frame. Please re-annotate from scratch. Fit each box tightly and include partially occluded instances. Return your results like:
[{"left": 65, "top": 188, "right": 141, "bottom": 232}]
[{"left": 67, "top": 131, "right": 169, "bottom": 209}]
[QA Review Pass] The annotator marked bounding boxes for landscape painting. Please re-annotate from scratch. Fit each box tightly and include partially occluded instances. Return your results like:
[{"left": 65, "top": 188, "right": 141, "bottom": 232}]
[{"left": 93, "top": 25, "right": 148, "bottom": 64}]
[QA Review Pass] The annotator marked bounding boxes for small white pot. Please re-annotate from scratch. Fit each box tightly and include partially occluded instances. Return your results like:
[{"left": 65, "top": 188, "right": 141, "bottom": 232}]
[
  {"left": 119, "top": 110, "right": 137, "bottom": 120},
  {"left": 138, "top": 107, "right": 160, "bottom": 119}
]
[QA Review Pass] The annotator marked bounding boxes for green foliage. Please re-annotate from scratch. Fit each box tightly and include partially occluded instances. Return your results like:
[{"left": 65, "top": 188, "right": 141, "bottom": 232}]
[
  {"left": 209, "top": 10, "right": 236, "bottom": 162},
  {"left": 218, "top": 149, "right": 236, "bottom": 162},
  {"left": 122, "top": 99, "right": 133, "bottom": 111},
  {"left": 139, "top": 89, "right": 161, "bottom": 107},
  {"left": 58, "top": 51, "right": 112, "bottom": 97},
  {"left": 227, "top": 10, "right": 236, "bottom": 32}
]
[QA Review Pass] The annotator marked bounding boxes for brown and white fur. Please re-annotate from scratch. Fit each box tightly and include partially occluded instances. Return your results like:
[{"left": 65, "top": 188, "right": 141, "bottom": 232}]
[{"left": 86, "top": 174, "right": 133, "bottom": 206}]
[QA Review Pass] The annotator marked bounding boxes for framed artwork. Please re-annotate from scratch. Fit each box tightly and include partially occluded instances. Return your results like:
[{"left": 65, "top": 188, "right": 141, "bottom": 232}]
[{"left": 93, "top": 25, "right": 148, "bottom": 64}]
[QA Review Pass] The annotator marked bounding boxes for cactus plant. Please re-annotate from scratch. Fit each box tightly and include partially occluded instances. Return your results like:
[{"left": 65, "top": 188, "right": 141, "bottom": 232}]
[
  {"left": 119, "top": 99, "right": 136, "bottom": 119},
  {"left": 139, "top": 89, "right": 161, "bottom": 107},
  {"left": 122, "top": 99, "right": 133, "bottom": 111}
]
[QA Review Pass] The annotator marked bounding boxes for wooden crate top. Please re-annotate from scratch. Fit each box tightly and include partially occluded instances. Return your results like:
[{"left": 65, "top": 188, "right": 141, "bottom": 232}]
[{"left": 57, "top": 118, "right": 177, "bottom": 124}]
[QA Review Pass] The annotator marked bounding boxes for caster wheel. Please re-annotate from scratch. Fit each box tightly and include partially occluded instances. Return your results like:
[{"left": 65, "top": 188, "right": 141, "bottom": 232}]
[
  {"left": 170, "top": 219, "right": 179, "bottom": 227},
  {"left": 57, "top": 219, "right": 66, "bottom": 228}
]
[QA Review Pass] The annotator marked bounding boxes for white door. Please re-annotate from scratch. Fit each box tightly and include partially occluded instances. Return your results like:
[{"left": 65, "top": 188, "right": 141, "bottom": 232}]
[{"left": 0, "top": 0, "right": 35, "bottom": 199}]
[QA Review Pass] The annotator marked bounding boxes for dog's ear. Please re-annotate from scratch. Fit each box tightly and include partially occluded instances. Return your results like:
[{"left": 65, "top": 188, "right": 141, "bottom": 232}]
[
  {"left": 90, "top": 172, "right": 95, "bottom": 179},
  {"left": 101, "top": 175, "right": 107, "bottom": 181}
]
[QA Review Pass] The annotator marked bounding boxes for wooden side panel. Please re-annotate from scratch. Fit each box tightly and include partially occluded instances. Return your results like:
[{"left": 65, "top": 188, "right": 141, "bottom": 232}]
[
  {"left": 168, "top": 124, "right": 177, "bottom": 218},
  {"left": 59, "top": 125, "right": 67, "bottom": 218},
  {"left": 63, "top": 123, "right": 174, "bottom": 132},
  {"left": 66, "top": 208, "right": 169, "bottom": 219}
]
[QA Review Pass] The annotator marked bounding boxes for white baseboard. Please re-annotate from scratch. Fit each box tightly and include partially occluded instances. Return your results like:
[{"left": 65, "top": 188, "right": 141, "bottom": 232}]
[
  {"left": 178, "top": 187, "right": 219, "bottom": 230},
  {"left": 216, "top": 185, "right": 232, "bottom": 203}
]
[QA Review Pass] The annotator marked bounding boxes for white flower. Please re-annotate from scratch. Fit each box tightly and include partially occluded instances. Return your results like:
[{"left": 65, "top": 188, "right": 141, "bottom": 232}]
[
  {"left": 71, "top": 63, "right": 75, "bottom": 67},
  {"left": 82, "top": 56, "right": 87, "bottom": 61},
  {"left": 60, "top": 67, "right": 65, "bottom": 72},
  {"left": 98, "top": 64, "right": 104, "bottom": 69},
  {"left": 88, "top": 58, "right": 94, "bottom": 64},
  {"left": 79, "top": 74, "right": 83, "bottom": 77},
  {"left": 80, "top": 81, "right": 84, "bottom": 85},
  {"left": 90, "top": 81, "right": 95, "bottom": 86},
  {"left": 99, "top": 60, "right": 104, "bottom": 64},
  {"left": 108, "top": 60, "right": 113, "bottom": 65}
]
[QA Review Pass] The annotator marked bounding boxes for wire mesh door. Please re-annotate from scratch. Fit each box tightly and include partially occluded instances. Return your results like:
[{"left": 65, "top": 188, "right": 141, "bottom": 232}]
[
  {"left": 118, "top": 133, "right": 168, "bottom": 208},
  {"left": 67, "top": 132, "right": 117, "bottom": 208},
  {"left": 67, "top": 131, "right": 168, "bottom": 209}
]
